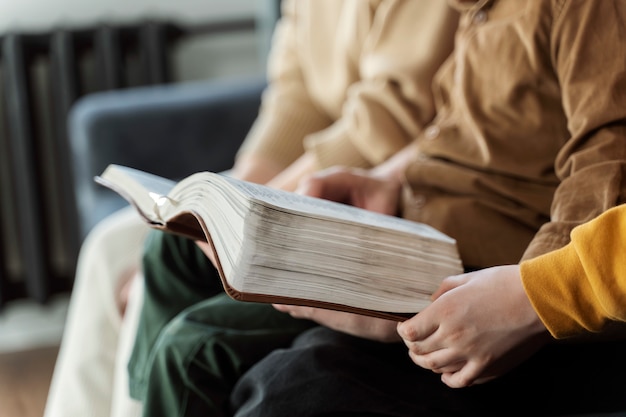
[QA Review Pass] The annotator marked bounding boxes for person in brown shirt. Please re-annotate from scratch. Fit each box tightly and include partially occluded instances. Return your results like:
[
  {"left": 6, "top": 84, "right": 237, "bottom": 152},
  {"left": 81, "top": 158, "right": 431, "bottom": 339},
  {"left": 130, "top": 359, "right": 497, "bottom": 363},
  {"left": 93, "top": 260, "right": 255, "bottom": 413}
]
[{"left": 270, "top": 0, "right": 626, "bottom": 415}]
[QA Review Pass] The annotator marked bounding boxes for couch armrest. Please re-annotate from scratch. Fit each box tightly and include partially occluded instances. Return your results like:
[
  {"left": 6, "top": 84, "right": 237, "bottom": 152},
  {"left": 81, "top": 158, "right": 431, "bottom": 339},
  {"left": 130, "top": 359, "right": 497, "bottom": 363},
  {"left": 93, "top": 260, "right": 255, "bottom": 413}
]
[{"left": 69, "top": 76, "right": 266, "bottom": 237}]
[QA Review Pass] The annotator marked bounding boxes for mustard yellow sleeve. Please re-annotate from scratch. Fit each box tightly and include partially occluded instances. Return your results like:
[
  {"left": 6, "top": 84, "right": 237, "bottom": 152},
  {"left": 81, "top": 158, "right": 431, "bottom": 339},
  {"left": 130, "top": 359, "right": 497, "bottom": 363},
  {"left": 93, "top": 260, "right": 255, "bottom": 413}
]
[
  {"left": 236, "top": 0, "right": 333, "bottom": 171},
  {"left": 304, "top": 1, "right": 459, "bottom": 169},
  {"left": 520, "top": 204, "right": 626, "bottom": 338}
]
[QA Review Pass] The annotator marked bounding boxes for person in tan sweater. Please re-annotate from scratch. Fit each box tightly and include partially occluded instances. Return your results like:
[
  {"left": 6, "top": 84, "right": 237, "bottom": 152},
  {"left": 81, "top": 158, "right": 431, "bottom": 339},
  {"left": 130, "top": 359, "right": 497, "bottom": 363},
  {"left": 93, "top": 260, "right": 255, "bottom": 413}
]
[{"left": 45, "top": 1, "right": 459, "bottom": 417}]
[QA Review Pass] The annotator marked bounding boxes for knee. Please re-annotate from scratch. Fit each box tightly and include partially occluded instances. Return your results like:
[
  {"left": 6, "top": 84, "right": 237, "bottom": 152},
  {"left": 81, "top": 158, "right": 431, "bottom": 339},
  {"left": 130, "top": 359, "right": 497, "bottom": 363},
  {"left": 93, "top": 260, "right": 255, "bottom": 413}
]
[
  {"left": 143, "top": 230, "right": 205, "bottom": 270},
  {"left": 142, "top": 230, "right": 191, "bottom": 276},
  {"left": 150, "top": 311, "right": 249, "bottom": 384},
  {"left": 142, "top": 230, "right": 218, "bottom": 292},
  {"left": 142, "top": 230, "right": 174, "bottom": 262},
  {"left": 151, "top": 313, "right": 206, "bottom": 371}
]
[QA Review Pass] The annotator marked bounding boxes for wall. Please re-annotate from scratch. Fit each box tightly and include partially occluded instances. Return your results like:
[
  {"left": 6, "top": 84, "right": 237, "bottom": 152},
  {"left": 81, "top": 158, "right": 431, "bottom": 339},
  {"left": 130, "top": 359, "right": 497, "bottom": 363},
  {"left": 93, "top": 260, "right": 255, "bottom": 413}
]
[
  {"left": 0, "top": 0, "right": 268, "bottom": 82},
  {"left": 0, "top": 0, "right": 256, "bottom": 32},
  {"left": 0, "top": 0, "right": 269, "bottom": 352}
]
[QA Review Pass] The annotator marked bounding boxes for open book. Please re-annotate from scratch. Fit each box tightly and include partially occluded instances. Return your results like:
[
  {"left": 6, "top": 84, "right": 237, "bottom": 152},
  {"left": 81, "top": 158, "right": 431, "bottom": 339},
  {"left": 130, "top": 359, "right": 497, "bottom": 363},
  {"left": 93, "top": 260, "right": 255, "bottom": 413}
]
[{"left": 95, "top": 164, "right": 464, "bottom": 321}]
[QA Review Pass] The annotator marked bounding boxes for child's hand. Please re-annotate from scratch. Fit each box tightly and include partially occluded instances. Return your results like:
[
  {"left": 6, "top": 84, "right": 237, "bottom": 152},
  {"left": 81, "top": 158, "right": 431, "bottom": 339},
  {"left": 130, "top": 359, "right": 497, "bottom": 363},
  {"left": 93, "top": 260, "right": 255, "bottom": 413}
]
[{"left": 397, "top": 265, "right": 550, "bottom": 388}]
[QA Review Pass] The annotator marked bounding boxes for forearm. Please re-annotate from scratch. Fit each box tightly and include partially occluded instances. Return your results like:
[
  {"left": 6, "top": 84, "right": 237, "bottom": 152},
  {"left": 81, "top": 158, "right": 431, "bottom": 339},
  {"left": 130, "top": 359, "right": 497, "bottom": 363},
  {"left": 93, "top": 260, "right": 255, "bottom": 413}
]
[
  {"left": 230, "top": 153, "right": 285, "bottom": 185},
  {"left": 370, "top": 143, "right": 419, "bottom": 183},
  {"left": 265, "top": 153, "right": 318, "bottom": 192}
]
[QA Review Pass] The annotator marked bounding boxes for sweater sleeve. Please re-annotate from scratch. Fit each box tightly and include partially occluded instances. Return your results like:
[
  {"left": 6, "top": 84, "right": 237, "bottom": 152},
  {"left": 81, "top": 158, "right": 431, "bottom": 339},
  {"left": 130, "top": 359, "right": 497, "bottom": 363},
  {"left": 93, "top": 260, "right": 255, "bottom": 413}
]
[
  {"left": 304, "top": 1, "right": 459, "bottom": 169},
  {"left": 520, "top": 204, "right": 626, "bottom": 338},
  {"left": 236, "top": 0, "right": 334, "bottom": 171}
]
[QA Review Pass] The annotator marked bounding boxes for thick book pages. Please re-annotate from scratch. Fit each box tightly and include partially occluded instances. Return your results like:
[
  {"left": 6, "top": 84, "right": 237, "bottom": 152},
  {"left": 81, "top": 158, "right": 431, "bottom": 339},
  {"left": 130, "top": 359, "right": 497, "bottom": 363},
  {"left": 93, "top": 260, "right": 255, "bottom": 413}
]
[{"left": 96, "top": 164, "right": 464, "bottom": 321}]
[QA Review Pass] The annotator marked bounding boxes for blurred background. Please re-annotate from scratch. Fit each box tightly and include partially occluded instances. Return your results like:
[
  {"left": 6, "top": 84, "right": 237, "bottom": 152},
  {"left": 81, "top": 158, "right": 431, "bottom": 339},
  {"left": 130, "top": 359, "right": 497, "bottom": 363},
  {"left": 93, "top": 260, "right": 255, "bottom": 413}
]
[{"left": 0, "top": 0, "right": 275, "bottom": 415}]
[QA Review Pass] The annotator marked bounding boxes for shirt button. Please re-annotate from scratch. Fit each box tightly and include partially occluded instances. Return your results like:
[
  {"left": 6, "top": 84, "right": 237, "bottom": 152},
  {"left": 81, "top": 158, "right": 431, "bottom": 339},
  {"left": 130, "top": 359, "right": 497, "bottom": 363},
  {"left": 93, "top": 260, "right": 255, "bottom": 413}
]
[
  {"left": 473, "top": 10, "right": 487, "bottom": 24},
  {"left": 424, "top": 125, "right": 440, "bottom": 140},
  {"left": 416, "top": 153, "right": 428, "bottom": 162},
  {"left": 413, "top": 195, "right": 426, "bottom": 208}
]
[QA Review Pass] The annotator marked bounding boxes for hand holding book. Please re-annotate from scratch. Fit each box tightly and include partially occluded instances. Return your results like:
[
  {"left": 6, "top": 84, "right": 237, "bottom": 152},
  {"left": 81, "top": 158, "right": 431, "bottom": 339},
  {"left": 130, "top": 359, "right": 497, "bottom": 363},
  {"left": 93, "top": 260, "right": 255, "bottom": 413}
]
[
  {"left": 272, "top": 167, "right": 419, "bottom": 340},
  {"left": 295, "top": 166, "right": 402, "bottom": 218}
]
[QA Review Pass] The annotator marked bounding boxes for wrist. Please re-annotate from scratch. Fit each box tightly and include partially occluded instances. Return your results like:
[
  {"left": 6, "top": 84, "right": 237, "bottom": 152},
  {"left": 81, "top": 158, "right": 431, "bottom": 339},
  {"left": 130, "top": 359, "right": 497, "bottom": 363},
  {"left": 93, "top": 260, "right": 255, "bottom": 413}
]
[{"left": 370, "top": 144, "right": 416, "bottom": 185}]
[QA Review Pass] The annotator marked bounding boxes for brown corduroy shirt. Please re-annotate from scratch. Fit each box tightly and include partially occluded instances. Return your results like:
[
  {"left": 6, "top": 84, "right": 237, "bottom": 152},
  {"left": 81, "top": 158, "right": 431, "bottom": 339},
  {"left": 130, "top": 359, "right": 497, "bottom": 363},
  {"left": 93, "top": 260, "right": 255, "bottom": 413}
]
[{"left": 401, "top": 0, "right": 626, "bottom": 268}]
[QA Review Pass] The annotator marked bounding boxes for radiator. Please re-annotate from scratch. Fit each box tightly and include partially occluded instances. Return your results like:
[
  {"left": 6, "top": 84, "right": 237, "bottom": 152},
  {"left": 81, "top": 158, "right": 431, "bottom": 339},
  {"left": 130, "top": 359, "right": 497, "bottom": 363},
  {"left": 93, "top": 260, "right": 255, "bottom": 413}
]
[{"left": 0, "top": 22, "right": 183, "bottom": 308}]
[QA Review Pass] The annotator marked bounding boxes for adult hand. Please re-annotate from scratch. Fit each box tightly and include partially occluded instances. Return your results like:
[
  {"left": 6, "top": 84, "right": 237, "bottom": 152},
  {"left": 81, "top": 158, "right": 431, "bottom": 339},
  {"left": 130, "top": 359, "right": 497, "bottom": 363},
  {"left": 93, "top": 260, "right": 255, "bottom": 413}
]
[
  {"left": 273, "top": 166, "right": 404, "bottom": 342},
  {"left": 225, "top": 154, "right": 409, "bottom": 342},
  {"left": 397, "top": 265, "right": 551, "bottom": 388},
  {"left": 297, "top": 166, "right": 402, "bottom": 216},
  {"left": 272, "top": 304, "right": 401, "bottom": 343}
]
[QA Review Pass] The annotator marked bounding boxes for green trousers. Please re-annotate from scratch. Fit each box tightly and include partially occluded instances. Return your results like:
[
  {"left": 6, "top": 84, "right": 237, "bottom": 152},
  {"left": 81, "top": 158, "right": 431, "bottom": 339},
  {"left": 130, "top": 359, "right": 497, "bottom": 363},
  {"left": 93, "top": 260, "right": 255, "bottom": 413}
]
[{"left": 128, "top": 230, "right": 315, "bottom": 417}]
